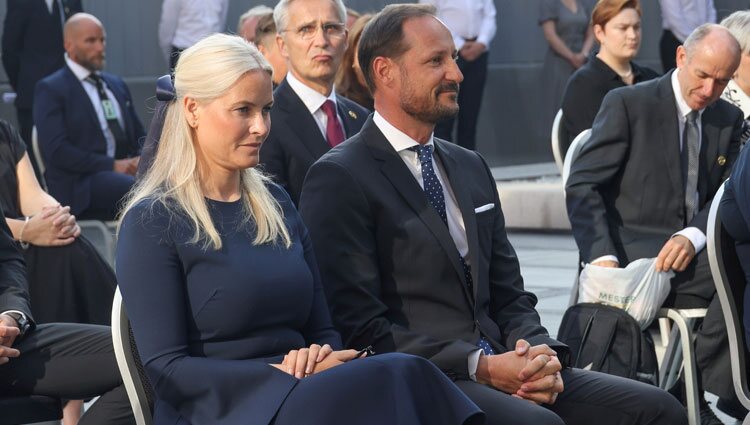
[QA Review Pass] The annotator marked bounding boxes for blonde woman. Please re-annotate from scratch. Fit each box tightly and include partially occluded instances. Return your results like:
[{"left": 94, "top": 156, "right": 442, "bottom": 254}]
[{"left": 116, "top": 34, "right": 482, "bottom": 425}]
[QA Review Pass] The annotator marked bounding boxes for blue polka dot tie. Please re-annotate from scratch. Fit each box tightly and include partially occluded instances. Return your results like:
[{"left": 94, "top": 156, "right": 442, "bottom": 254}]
[{"left": 409, "top": 145, "right": 495, "bottom": 356}]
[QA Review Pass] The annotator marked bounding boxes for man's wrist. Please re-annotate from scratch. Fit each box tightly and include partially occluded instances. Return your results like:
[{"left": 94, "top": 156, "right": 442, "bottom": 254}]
[
  {"left": 0, "top": 313, "right": 19, "bottom": 329},
  {"left": 1, "top": 311, "right": 30, "bottom": 338},
  {"left": 475, "top": 354, "right": 491, "bottom": 385}
]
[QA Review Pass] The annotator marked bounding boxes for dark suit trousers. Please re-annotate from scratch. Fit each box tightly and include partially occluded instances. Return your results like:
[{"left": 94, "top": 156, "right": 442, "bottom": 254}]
[
  {"left": 664, "top": 247, "right": 734, "bottom": 399},
  {"left": 434, "top": 52, "right": 488, "bottom": 150},
  {"left": 455, "top": 368, "right": 686, "bottom": 425},
  {"left": 0, "top": 323, "right": 134, "bottom": 425},
  {"left": 659, "top": 30, "right": 680, "bottom": 74},
  {"left": 80, "top": 171, "right": 135, "bottom": 220}
]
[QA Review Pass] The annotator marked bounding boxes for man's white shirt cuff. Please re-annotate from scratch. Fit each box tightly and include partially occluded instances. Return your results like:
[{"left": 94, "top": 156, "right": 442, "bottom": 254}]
[
  {"left": 468, "top": 349, "right": 482, "bottom": 381},
  {"left": 674, "top": 227, "right": 706, "bottom": 253}
]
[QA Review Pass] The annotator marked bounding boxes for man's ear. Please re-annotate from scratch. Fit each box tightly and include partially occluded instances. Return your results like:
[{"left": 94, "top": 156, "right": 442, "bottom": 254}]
[
  {"left": 675, "top": 45, "right": 687, "bottom": 69},
  {"left": 372, "top": 56, "right": 395, "bottom": 89},
  {"left": 276, "top": 33, "right": 289, "bottom": 60}
]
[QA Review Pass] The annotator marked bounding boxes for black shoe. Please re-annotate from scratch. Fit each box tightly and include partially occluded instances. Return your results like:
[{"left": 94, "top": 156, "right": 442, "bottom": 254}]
[
  {"left": 699, "top": 403, "right": 725, "bottom": 425},
  {"left": 716, "top": 396, "right": 748, "bottom": 421}
]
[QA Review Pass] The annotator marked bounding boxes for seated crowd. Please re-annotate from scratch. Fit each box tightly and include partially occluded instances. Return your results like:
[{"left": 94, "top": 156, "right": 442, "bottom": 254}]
[{"left": 0, "top": 0, "right": 749, "bottom": 424}]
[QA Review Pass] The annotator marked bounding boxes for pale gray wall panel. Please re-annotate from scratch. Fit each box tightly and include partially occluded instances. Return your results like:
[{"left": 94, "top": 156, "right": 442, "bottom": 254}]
[{"left": 1, "top": 0, "right": 749, "bottom": 164}]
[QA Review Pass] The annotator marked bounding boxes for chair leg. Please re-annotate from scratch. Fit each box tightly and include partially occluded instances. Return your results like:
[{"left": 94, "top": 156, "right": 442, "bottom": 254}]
[
  {"left": 658, "top": 325, "right": 683, "bottom": 391},
  {"left": 667, "top": 310, "right": 701, "bottom": 425}
]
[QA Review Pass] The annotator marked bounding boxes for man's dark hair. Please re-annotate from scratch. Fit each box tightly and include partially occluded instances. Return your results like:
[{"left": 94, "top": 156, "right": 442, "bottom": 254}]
[{"left": 357, "top": 3, "right": 436, "bottom": 92}]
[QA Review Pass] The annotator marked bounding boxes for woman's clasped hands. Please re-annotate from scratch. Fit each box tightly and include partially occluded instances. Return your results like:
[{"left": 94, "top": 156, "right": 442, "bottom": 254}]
[
  {"left": 23, "top": 204, "right": 81, "bottom": 246},
  {"left": 273, "top": 344, "right": 364, "bottom": 378}
]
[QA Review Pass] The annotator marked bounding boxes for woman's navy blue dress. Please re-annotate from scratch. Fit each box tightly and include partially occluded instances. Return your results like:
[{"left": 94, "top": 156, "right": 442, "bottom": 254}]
[
  {"left": 116, "top": 184, "right": 482, "bottom": 425},
  {"left": 720, "top": 144, "right": 750, "bottom": 352}
]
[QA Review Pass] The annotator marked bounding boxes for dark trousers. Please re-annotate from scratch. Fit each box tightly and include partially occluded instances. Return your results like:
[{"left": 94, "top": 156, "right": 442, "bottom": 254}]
[
  {"left": 80, "top": 171, "right": 135, "bottom": 220},
  {"left": 665, "top": 246, "right": 734, "bottom": 399},
  {"left": 660, "top": 30, "right": 681, "bottom": 74},
  {"left": 0, "top": 323, "right": 134, "bottom": 425},
  {"left": 434, "top": 52, "right": 488, "bottom": 150},
  {"left": 455, "top": 368, "right": 687, "bottom": 425},
  {"left": 169, "top": 46, "right": 184, "bottom": 71},
  {"left": 14, "top": 107, "right": 43, "bottom": 181}
]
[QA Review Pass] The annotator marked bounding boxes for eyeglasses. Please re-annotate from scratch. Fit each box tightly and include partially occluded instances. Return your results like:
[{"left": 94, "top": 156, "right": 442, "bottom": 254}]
[{"left": 282, "top": 22, "right": 346, "bottom": 40}]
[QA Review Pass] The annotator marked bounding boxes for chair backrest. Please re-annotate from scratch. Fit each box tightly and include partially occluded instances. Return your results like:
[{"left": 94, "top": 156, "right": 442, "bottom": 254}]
[
  {"left": 562, "top": 128, "right": 592, "bottom": 189},
  {"left": 112, "top": 286, "right": 155, "bottom": 425},
  {"left": 31, "top": 126, "right": 47, "bottom": 190},
  {"left": 78, "top": 220, "right": 116, "bottom": 266},
  {"left": 551, "top": 109, "right": 565, "bottom": 173},
  {"left": 706, "top": 182, "right": 750, "bottom": 411}
]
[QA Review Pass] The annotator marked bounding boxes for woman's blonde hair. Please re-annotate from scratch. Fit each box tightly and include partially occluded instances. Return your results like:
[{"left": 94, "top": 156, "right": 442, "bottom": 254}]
[{"left": 120, "top": 33, "right": 291, "bottom": 250}]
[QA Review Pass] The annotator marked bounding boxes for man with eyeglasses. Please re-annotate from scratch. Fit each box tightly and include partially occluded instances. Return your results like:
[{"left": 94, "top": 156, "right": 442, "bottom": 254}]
[{"left": 259, "top": 0, "right": 370, "bottom": 205}]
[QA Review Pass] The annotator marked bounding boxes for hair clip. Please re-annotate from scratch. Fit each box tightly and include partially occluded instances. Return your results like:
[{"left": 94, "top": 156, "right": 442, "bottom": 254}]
[{"left": 156, "top": 74, "right": 176, "bottom": 102}]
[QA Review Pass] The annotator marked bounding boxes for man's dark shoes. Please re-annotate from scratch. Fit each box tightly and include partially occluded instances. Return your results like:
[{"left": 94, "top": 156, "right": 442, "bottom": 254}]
[
  {"left": 716, "top": 396, "right": 748, "bottom": 421},
  {"left": 699, "top": 403, "right": 724, "bottom": 425}
]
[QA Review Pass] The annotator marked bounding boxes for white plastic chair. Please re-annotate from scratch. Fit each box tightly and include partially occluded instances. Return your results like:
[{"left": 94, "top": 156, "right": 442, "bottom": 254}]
[
  {"left": 551, "top": 109, "right": 565, "bottom": 173},
  {"left": 112, "top": 287, "right": 154, "bottom": 425}
]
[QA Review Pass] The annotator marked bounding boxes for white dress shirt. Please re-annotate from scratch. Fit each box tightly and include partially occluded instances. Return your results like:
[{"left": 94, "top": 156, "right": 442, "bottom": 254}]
[
  {"left": 158, "top": 0, "right": 229, "bottom": 61},
  {"left": 65, "top": 56, "right": 124, "bottom": 158},
  {"left": 419, "top": 0, "right": 497, "bottom": 50},
  {"left": 286, "top": 72, "right": 345, "bottom": 141},
  {"left": 372, "top": 112, "right": 482, "bottom": 378},
  {"left": 658, "top": 0, "right": 716, "bottom": 42},
  {"left": 593, "top": 70, "right": 707, "bottom": 265}
]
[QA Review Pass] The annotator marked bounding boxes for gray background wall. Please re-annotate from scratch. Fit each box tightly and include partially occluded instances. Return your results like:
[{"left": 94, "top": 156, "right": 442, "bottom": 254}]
[{"left": 0, "top": 0, "right": 748, "bottom": 167}]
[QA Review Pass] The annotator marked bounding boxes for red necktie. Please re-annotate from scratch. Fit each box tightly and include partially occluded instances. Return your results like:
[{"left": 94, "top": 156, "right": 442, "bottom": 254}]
[{"left": 321, "top": 99, "right": 345, "bottom": 147}]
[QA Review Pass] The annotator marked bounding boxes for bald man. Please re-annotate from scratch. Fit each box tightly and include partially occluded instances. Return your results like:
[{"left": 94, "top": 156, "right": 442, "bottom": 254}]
[
  {"left": 33, "top": 13, "right": 144, "bottom": 220},
  {"left": 566, "top": 24, "right": 743, "bottom": 423},
  {"left": 238, "top": 5, "right": 273, "bottom": 43}
]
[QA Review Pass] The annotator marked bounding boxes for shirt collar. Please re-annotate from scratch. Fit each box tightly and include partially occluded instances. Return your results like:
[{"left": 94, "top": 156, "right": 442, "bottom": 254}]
[
  {"left": 372, "top": 111, "right": 434, "bottom": 152},
  {"left": 592, "top": 56, "right": 644, "bottom": 82},
  {"left": 285, "top": 72, "right": 337, "bottom": 115},
  {"left": 671, "top": 69, "right": 704, "bottom": 119},
  {"left": 65, "top": 54, "right": 96, "bottom": 82}
]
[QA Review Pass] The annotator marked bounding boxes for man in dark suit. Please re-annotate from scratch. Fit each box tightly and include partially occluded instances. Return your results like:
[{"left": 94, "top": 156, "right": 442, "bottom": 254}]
[
  {"left": 33, "top": 13, "right": 144, "bottom": 220},
  {"left": 0, "top": 204, "right": 133, "bottom": 424},
  {"left": 259, "top": 0, "right": 369, "bottom": 205},
  {"left": 566, "top": 24, "right": 742, "bottom": 424},
  {"left": 300, "top": 5, "right": 686, "bottom": 425},
  {"left": 1, "top": 0, "right": 83, "bottom": 176}
]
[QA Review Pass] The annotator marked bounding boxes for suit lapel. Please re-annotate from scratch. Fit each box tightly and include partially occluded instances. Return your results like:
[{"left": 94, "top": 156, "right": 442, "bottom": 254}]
[
  {"left": 434, "top": 140, "right": 480, "bottom": 299},
  {"left": 336, "top": 99, "right": 361, "bottom": 137},
  {"left": 362, "top": 119, "right": 473, "bottom": 304},
  {"left": 656, "top": 74, "right": 685, "bottom": 201},
  {"left": 276, "top": 80, "right": 330, "bottom": 159},
  {"left": 699, "top": 106, "right": 721, "bottom": 204}
]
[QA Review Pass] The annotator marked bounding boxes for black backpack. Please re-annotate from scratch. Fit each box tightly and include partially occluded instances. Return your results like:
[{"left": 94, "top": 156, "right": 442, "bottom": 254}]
[{"left": 557, "top": 303, "right": 659, "bottom": 386}]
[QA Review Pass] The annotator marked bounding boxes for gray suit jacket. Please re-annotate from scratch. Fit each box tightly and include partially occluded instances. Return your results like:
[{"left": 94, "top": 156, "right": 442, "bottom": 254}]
[{"left": 566, "top": 72, "right": 743, "bottom": 264}]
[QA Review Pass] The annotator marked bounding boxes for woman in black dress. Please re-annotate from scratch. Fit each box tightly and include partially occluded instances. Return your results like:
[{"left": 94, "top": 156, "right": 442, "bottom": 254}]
[
  {"left": 0, "top": 119, "right": 115, "bottom": 325},
  {"left": 560, "top": 0, "right": 658, "bottom": 156}
]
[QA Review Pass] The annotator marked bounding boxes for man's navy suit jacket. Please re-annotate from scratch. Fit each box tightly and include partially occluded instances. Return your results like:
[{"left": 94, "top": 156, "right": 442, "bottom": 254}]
[{"left": 33, "top": 65, "right": 145, "bottom": 215}]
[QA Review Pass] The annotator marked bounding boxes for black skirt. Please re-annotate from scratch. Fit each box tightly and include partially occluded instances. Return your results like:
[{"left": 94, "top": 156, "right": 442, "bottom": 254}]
[{"left": 24, "top": 236, "right": 116, "bottom": 325}]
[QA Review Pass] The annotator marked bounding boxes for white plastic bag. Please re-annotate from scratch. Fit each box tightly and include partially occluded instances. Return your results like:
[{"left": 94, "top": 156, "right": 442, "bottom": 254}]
[{"left": 578, "top": 258, "right": 674, "bottom": 330}]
